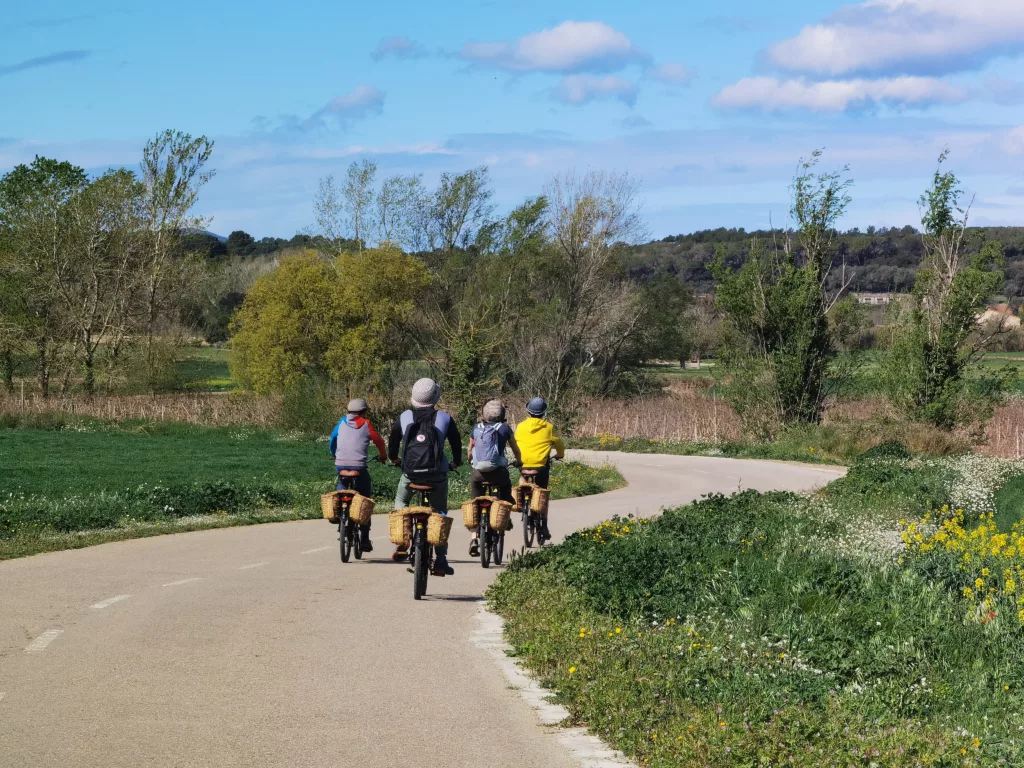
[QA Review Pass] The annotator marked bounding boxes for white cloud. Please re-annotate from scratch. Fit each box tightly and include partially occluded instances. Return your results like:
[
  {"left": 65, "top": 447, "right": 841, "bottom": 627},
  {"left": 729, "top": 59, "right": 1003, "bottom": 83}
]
[
  {"left": 553, "top": 75, "right": 638, "bottom": 106},
  {"left": 310, "top": 85, "right": 386, "bottom": 124},
  {"left": 371, "top": 36, "right": 426, "bottom": 61},
  {"left": 1005, "top": 126, "right": 1024, "bottom": 155},
  {"left": 712, "top": 76, "right": 967, "bottom": 112},
  {"left": 767, "top": 0, "right": 1024, "bottom": 76},
  {"left": 460, "top": 21, "right": 647, "bottom": 73},
  {"left": 651, "top": 62, "right": 695, "bottom": 85}
]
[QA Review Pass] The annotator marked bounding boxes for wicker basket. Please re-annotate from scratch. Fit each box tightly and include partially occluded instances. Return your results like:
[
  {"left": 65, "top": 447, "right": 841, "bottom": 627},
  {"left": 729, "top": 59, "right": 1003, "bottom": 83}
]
[
  {"left": 461, "top": 500, "right": 480, "bottom": 530},
  {"left": 531, "top": 487, "right": 550, "bottom": 516},
  {"left": 488, "top": 500, "right": 513, "bottom": 531},
  {"left": 347, "top": 493, "right": 375, "bottom": 526},
  {"left": 321, "top": 492, "right": 341, "bottom": 522},
  {"left": 427, "top": 513, "right": 454, "bottom": 546},
  {"left": 389, "top": 510, "right": 411, "bottom": 545}
]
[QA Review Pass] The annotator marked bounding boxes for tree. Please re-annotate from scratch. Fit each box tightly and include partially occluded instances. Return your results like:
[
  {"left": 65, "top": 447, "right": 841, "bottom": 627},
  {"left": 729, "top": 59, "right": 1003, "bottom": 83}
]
[
  {"left": 0, "top": 156, "right": 88, "bottom": 397},
  {"left": 712, "top": 151, "right": 855, "bottom": 437},
  {"left": 140, "top": 129, "right": 215, "bottom": 390},
  {"left": 376, "top": 174, "right": 425, "bottom": 249},
  {"left": 225, "top": 230, "right": 255, "bottom": 257},
  {"left": 230, "top": 248, "right": 429, "bottom": 396},
  {"left": 343, "top": 159, "right": 377, "bottom": 253},
  {"left": 882, "top": 152, "right": 1013, "bottom": 429},
  {"left": 312, "top": 174, "right": 345, "bottom": 250}
]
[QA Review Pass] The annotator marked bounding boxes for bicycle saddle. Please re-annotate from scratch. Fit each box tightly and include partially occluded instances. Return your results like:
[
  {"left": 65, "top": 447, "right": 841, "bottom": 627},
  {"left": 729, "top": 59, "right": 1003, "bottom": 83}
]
[
  {"left": 338, "top": 470, "right": 362, "bottom": 478},
  {"left": 408, "top": 483, "right": 434, "bottom": 491},
  {"left": 520, "top": 469, "right": 540, "bottom": 476}
]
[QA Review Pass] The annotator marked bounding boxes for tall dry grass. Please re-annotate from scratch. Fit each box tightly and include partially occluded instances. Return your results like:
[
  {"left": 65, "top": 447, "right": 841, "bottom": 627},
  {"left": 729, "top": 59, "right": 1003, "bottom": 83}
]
[
  {"left": 576, "top": 390, "right": 742, "bottom": 443},
  {"left": 0, "top": 393, "right": 283, "bottom": 428}
]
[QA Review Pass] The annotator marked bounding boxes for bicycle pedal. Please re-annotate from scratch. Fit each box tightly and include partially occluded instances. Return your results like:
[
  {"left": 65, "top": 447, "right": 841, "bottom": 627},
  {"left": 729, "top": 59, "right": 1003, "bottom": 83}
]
[{"left": 406, "top": 567, "right": 414, "bottom": 574}]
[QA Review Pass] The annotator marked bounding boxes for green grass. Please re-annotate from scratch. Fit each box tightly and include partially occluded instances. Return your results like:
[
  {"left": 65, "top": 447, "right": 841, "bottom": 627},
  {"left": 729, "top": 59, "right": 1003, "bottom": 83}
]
[
  {"left": 488, "top": 453, "right": 1024, "bottom": 766},
  {"left": 994, "top": 474, "right": 1024, "bottom": 530},
  {"left": 0, "top": 420, "right": 623, "bottom": 559},
  {"left": 173, "top": 347, "right": 234, "bottom": 392}
]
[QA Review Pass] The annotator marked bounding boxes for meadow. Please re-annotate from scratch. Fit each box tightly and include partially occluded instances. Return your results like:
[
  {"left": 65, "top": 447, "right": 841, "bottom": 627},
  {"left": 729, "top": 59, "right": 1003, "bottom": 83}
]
[
  {"left": 489, "top": 447, "right": 1024, "bottom": 767},
  {"left": 0, "top": 420, "right": 623, "bottom": 559}
]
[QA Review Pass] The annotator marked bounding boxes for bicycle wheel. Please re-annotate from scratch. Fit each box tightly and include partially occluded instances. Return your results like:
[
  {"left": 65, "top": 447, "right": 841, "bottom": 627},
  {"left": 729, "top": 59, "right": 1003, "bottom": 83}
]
[
  {"left": 354, "top": 523, "right": 363, "bottom": 560},
  {"left": 340, "top": 511, "right": 352, "bottom": 562},
  {"left": 413, "top": 526, "right": 429, "bottom": 600},
  {"left": 494, "top": 530, "right": 504, "bottom": 565},
  {"left": 480, "top": 517, "right": 491, "bottom": 569},
  {"left": 522, "top": 502, "right": 535, "bottom": 549}
]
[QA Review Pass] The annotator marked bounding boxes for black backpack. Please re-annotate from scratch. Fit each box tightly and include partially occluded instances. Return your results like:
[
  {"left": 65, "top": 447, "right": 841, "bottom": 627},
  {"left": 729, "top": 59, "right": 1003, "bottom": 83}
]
[{"left": 401, "top": 409, "right": 445, "bottom": 476}]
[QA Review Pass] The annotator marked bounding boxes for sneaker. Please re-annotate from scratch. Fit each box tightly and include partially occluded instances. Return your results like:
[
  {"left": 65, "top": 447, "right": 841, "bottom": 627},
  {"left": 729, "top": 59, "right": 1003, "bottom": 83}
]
[
  {"left": 360, "top": 528, "right": 373, "bottom": 552},
  {"left": 469, "top": 538, "right": 480, "bottom": 557},
  {"left": 392, "top": 548, "right": 409, "bottom": 563},
  {"left": 507, "top": 520, "right": 514, "bottom": 531},
  {"left": 432, "top": 561, "right": 455, "bottom": 577}
]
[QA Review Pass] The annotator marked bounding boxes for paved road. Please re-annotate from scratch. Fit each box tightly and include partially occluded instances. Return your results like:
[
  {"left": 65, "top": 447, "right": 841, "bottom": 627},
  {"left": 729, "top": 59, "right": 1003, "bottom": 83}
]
[{"left": 0, "top": 452, "right": 844, "bottom": 767}]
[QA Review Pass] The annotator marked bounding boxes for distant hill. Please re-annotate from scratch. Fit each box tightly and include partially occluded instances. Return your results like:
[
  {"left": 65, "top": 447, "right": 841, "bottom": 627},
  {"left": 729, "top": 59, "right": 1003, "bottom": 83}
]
[{"left": 622, "top": 226, "right": 1024, "bottom": 298}]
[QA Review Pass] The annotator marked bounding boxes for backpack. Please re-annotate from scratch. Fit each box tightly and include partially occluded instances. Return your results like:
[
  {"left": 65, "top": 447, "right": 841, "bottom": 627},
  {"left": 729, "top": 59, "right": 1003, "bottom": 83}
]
[
  {"left": 401, "top": 409, "right": 447, "bottom": 476},
  {"left": 472, "top": 422, "right": 505, "bottom": 471}
]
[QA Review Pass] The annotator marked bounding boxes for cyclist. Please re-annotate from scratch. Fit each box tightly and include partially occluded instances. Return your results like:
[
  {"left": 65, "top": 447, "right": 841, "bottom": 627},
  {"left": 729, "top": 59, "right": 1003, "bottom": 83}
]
[
  {"left": 513, "top": 397, "right": 565, "bottom": 543},
  {"left": 466, "top": 399, "right": 522, "bottom": 557},
  {"left": 329, "top": 398, "right": 386, "bottom": 552},
  {"left": 387, "top": 378, "right": 462, "bottom": 575}
]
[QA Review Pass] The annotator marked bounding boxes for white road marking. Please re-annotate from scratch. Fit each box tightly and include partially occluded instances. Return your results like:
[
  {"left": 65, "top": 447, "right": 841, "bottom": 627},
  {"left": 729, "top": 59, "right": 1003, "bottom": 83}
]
[
  {"left": 162, "top": 578, "right": 202, "bottom": 587},
  {"left": 91, "top": 594, "right": 132, "bottom": 610},
  {"left": 472, "top": 608, "right": 637, "bottom": 767},
  {"left": 238, "top": 561, "right": 268, "bottom": 570},
  {"left": 25, "top": 630, "right": 64, "bottom": 654},
  {"left": 300, "top": 546, "right": 331, "bottom": 554}
]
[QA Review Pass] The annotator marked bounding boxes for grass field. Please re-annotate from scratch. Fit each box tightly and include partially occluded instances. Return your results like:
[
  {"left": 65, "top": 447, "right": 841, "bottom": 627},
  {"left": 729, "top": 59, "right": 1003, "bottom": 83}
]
[
  {"left": 173, "top": 347, "right": 234, "bottom": 392},
  {"left": 0, "top": 420, "right": 624, "bottom": 559},
  {"left": 489, "top": 451, "right": 1024, "bottom": 766}
]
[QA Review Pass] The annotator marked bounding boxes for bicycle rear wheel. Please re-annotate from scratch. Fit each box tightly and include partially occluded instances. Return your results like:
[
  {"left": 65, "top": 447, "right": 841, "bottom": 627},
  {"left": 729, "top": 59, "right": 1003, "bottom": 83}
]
[
  {"left": 354, "top": 523, "right": 363, "bottom": 559},
  {"left": 522, "top": 503, "right": 535, "bottom": 549},
  {"left": 480, "top": 517, "right": 491, "bottom": 568},
  {"left": 494, "top": 530, "right": 504, "bottom": 565},
  {"left": 340, "top": 511, "right": 352, "bottom": 562},
  {"left": 413, "top": 526, "right": 429, "bottom": 600}
]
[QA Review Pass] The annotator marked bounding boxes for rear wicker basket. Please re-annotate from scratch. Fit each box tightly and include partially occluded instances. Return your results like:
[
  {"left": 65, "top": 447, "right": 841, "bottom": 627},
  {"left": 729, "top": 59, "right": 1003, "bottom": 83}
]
[
  {"left": 461, "top": 500, "right": 480, "bottom": 530},
  {"left": 347, "top": 493, "right": 375, "bottom": 526},
  {"left": 531, "top": 487, "right": 550, "bottom": 515},
  {"left": 427, "top": 513, "right": 454, "bottom": 546},
  {"left": 488, "top": 500, "right": 513, "bottom": 531},
  {"left": 388, "top": 510, "right": 411, "bottom": 545},
  {"left": 321, "top": 491, "right": 342, "bottom": 522}
]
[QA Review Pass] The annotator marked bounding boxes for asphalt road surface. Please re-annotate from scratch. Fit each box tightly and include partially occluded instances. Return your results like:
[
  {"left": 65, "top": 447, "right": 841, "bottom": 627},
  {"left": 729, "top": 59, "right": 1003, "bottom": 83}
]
[{"left": 0, "top": 451, "right": 844, "bottom": 767}]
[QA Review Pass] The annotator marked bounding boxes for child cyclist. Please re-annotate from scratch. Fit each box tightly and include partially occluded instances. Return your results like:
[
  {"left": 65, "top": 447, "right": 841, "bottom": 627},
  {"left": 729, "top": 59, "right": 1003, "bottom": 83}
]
[
  {"left": 466, "top": 399, "right": 522, "bottom": 557},
  {"left": 513, "top": 397, "right": 565, "bottom": 543},
  {"left": 329, "top": 398, "right": 387, "bottom": 552}
]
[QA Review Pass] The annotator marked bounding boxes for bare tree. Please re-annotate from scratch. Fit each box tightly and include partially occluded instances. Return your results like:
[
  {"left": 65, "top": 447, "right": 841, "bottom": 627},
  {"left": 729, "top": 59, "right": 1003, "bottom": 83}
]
[
  {"left": 312, "top": 174, "right": 345, "bottom": 247},
  {"left": 343, "top": 159, "right": 377, "bottom": 252},
  {"left": 375, "top": 173, "right": 424, "bottom": 249},
  {"left": 140, "top": 130, "right": 215, "bottom": 389}
]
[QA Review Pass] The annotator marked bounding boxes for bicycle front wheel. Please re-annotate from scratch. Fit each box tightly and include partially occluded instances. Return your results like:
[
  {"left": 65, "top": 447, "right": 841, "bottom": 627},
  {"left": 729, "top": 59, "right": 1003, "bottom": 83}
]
[
  {"left": 480, "top": 517, "right": 491, "bottom": 569},
  {"left": 413, "top": 526, "right": 429, "bottom": 600},
  {"left": 494, "top": 530, "right": 504, "bottom": 566},
  {"left": 522, "top": 504, "right": 535, "bottom": 549}
]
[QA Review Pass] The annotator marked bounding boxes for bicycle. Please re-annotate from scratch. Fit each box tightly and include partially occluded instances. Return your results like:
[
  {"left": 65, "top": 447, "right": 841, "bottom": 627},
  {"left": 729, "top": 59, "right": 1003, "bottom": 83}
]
[
  {"left": 475, "top": 481, "right": 506, "bottom": 569},
  {"left": 335, "top": 470, "right": 363, "bottom": 563},
  {"left": 519, "top": 458, "right": 560, "bottom": 550},
  {"left": 404, "top": 480, "right": 441, "bottom": 601}
]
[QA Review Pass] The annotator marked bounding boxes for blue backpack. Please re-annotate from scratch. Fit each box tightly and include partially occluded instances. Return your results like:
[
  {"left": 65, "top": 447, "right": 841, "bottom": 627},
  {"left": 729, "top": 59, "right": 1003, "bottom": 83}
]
[{"left": 472, "top": 422, "right": 505, "bottom": 471}]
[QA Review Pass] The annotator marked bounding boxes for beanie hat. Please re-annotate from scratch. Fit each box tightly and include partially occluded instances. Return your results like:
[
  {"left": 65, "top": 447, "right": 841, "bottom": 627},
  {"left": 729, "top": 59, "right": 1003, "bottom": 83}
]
[
  {"left": 482, "top": 399, "right": 505, "bottom": 422},
  {"left": 411, "top": 378, "right": 441, "bottom": 408},
  {"left": 526, "top": 397, "right": 548, "bottom": 417},
  {"left": 347, "top": 398, "right": 368, "bottom": 414}
]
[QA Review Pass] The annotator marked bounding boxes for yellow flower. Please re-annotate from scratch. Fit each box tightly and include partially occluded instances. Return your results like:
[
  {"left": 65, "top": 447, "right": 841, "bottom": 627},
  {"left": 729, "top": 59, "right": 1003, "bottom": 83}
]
[
  {"left": 973, "top": 737, "right": 981, "bottom": 748},
  {"left": 615, "top": 627, "right": 622, "bottom": 634},
  {"left": 982, "top": 567, "right": 991, "bottom": 577},
  {"left": 719, "top": 721, "right": 726, "bottom": 728},
  {"left": 568, "top": 666, "right": 576, "bottom": 675}
]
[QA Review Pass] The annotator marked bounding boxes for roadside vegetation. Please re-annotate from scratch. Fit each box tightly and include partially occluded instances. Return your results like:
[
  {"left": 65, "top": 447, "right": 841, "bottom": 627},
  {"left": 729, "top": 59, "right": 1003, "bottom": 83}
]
[
  {"left": 489, "top": 446, "right": 1024, "bottom": 766},
  {"left": 0, "top": 419, "right": 623, "bottom": 560}
]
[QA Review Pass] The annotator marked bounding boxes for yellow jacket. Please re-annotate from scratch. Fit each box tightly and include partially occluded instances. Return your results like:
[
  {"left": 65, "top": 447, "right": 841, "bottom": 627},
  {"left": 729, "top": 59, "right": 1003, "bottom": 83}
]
[{"left": 514, "top": 417, "right": 565, "bottom": 467}]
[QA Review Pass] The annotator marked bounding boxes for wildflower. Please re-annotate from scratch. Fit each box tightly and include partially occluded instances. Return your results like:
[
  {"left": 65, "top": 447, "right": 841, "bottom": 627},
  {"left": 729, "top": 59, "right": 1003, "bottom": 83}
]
[
  {"left": 973, "top": 737, "right": 981, "bottom": 748},
  {"left": 568, "top": 666, "right": 576, "bottom": 675},
  {"left": 615, "top": 627, "right": 622, "bottom": 634}
]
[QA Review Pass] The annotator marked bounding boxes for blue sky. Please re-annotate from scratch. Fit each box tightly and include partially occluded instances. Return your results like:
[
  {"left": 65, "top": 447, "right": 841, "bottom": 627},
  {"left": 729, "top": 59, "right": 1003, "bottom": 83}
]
[{"left": 2, "top": 0, "right": 1024, "bottom": 239}]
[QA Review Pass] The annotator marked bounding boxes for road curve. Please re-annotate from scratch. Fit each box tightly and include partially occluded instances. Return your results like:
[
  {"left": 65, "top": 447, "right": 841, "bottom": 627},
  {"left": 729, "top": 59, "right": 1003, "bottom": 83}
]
[{"left": 0, "top": 452, "right": 844, "bottom": 767}]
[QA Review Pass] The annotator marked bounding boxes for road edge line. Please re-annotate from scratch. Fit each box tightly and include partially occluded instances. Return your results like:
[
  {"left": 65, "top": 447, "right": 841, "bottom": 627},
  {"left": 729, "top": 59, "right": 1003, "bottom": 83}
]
[{"left": 471, "top": 606, "right": 637, "bottom": 768}]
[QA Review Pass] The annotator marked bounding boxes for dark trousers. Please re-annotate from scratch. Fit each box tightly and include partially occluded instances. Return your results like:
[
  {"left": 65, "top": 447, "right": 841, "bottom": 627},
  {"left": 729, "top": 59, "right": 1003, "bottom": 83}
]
[
  {"left": 522, "top": 462, "right": 550, "bottom": 489},
  {"left": 336, "top": 466, "right": 372, "bottom": 529},
  {"left": 471, "top": 467, "right": 513, "bottom": 503}
]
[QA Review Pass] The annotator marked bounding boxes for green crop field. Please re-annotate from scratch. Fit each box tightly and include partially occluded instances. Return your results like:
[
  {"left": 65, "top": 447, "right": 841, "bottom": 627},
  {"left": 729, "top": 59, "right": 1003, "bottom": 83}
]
[
  {"left": 173, "top": 347, "right": 234, "bottom": 392},
  {"left": 0, "top": 421, "right": 623, "bottom": 559}
]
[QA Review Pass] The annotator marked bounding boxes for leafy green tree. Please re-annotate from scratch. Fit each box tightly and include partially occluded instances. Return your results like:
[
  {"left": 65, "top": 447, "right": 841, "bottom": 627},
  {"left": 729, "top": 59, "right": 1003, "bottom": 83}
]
[
  {"left": 0, "top": 156, "right": 88, "bottom": 396},
  {"left": 225, "top": 230, "right": 255, "bottom": 256},
  {"left": 230, "top": 248, "right": 429, "bottom": 396},
  {"left": 882, "top": 153, "right": 1014, "bottom": 429},
  {"left": 713, "top": 151, "right": 855, "bottom": 437}
]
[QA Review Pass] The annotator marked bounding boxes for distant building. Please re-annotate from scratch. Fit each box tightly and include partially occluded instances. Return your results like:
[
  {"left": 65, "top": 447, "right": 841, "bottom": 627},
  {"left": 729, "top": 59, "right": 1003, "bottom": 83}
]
[
  {"left": 855, "top": 293, "right": 901, "bottom": 306},
  {"left": 978, "top": 303, "right": 1022, "bottom": 329}
]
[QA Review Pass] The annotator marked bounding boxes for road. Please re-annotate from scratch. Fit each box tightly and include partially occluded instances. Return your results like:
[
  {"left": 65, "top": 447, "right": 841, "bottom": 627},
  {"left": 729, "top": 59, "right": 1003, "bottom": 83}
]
[{"left": 0, "top": 452, "right": 844, "bottom": 767}]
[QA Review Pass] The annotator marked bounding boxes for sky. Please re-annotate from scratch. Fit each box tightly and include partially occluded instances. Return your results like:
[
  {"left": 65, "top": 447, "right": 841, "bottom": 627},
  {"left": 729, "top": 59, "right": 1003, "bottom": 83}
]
[{"left": 2, "top": 0, "right": 1024, "bottom": 240}]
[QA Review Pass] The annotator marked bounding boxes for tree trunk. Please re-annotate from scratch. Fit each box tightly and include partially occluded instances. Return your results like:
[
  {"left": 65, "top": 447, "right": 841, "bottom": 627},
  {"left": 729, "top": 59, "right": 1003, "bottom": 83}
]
[
  {"left": 83, "top": 347, "right": 95, "bottom": 395},
  {"left": 37, "top": 340, "right": 50, "bottom": 399},
  {"left": 1, "top": 348, "right": 13, "bottom": 394}
]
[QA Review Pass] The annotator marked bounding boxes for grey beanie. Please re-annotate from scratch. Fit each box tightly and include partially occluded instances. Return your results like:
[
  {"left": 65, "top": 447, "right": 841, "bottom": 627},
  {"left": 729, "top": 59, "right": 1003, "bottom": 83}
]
[
  {"left": 347, "top": 398, "right": 368, "bottom": 414},
  {"left": 411, "top": 378, "right": 441, "bottom": 408},
  {"left": 482, "top": 399, "right": 505, "bottom": 422}
]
